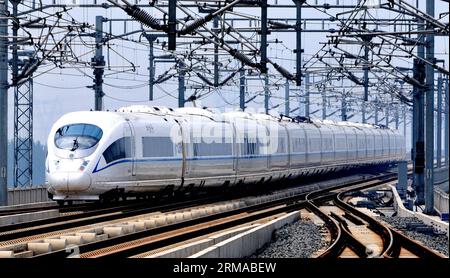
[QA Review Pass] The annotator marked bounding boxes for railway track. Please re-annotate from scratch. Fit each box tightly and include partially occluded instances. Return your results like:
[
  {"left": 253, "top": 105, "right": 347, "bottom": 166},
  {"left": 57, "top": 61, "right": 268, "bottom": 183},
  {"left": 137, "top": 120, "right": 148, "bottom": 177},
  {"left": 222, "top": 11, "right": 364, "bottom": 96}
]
[
  {"left": 0, "top": 176, "right": 336, "bottom": 242},
  {"left": 0, "top": 170, "right": 379, "bottom": 257},
  {"left": 2, "top": 168, "right": 441, "bottom": 259},
  {"left": 27, "top": 171, "right": 402, "bottom": 258},
  {"left": 311, "top": 174, "right": 446, "bottom": 258},
  {"left": 0, "top": 168, "right": 382, "bottom": 239},
  {"left": 3, "top": 186, "right": 311, "bottom": 258}
]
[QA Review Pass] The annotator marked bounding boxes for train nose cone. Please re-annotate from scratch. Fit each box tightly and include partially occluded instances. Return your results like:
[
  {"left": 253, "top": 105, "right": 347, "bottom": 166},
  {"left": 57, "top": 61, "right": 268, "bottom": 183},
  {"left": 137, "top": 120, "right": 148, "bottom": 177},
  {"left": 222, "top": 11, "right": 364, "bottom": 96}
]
[
  {"left": 48, "top": 172, "right": 91, "bottom": 193},
  {"left": 67, "top": 172, "right": 92, "bottom": 191},
  {"left": 47, "top": 172, "right": 69, "bottom": 193}
]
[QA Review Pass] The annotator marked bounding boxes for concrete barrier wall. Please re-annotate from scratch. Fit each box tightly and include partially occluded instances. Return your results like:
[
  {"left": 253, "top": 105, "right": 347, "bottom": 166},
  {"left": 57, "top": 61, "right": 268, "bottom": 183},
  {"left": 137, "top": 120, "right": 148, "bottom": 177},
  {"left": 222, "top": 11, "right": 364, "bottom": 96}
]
[
  {"left": 434, "top": 189, "right": 449, "bottom": 219},
  {"left": 0, "top": 210, "right": 59, "bottom": 226},
  {"left": 433, "top": 167, "right": 449, "bottom": 220},
  {"left": 390, "top": 185, "right": 449, "bottom": 236},
  {"left": 190, "top": 211, "right": 301, "bottom": 258},
  {"left": 147, "top": 225, "right": 258, "bottom": 258},
  {"left": 7, "top": 186, "right": 50, "bottom": 206},
  {"left": 0, "top": 201, "right": 55, "bottom": 212}
]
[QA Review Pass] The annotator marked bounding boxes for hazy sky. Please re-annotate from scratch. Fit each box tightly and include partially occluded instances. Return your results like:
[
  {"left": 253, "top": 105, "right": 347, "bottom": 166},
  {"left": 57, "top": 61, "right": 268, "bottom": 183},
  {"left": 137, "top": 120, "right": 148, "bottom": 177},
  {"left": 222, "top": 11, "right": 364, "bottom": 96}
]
[{"left": 5, "top": 0, "right": 449, "bottom": 152}]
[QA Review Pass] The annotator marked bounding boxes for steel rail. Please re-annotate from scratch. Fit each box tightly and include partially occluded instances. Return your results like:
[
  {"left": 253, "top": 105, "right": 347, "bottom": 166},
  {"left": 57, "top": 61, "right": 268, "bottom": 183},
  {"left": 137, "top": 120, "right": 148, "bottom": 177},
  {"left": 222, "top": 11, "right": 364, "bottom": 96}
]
[
  {"left": 308, "top": 173, "right": 400, "bottom": 258},
  {"left": 334, "top": 188, "right": 446, "bottom": 258}
]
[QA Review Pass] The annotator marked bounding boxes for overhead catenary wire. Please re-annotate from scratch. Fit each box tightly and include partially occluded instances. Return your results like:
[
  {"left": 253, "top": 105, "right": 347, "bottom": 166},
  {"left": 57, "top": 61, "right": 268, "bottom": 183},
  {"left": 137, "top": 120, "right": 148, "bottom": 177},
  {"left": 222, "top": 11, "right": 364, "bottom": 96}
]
[{"left": 5, "top": 0, "right": 446, "bottom": 122}]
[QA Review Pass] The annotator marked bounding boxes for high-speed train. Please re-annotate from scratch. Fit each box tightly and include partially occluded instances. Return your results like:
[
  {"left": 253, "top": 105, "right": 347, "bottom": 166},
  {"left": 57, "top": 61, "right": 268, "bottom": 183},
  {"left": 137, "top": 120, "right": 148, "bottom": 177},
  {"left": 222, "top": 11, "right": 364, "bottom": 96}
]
[{"left": 46, "top": 105, "right": 405, "bottom": 203}]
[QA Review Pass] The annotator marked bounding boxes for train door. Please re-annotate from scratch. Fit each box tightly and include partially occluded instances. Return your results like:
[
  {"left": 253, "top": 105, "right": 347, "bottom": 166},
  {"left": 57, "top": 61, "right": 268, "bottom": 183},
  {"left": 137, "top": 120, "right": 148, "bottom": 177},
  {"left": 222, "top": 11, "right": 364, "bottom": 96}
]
[
  {"left": 343, "top": 127, "right": 349, "bottom": 163},
  {"left": 261, "top": 124, "right": 270, "bottom": 171},
  {"left": 231, "top": 122, "right": 239, "bottom": 182},
  {"left": 317, "top": 127, "right": 323, "bottom": 165},
  {"left": 124, "top": 120, "right": 136, "bottom": 177}
]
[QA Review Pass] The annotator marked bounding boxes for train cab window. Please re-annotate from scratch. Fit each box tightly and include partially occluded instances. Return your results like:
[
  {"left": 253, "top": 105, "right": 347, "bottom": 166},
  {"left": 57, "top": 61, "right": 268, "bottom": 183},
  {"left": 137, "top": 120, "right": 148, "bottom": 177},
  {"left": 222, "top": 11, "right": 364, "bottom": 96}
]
[
  {"left": 142, "top": 137, "right": 174, "bottom": 157},
  {"left": 103, "top": 137, "right": 132, "bottom": 164},
  {"left": 54, "top": 123, "right": 103, "bottom": 151}
]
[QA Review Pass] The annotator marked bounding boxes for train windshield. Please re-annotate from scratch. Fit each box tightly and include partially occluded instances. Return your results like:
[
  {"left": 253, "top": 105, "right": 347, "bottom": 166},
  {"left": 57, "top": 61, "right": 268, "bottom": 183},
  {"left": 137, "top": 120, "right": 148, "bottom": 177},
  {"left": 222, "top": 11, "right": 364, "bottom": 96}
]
[{"left": 54, "top": 124, "right": 103, "bottom": 151}]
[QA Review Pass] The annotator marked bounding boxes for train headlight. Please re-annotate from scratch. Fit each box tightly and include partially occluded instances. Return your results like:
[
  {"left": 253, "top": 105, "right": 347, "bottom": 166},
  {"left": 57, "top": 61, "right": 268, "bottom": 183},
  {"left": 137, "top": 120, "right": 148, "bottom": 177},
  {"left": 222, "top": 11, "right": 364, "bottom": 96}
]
[{"left": 79, "top": 160, "right": 89, "bottom": 172}]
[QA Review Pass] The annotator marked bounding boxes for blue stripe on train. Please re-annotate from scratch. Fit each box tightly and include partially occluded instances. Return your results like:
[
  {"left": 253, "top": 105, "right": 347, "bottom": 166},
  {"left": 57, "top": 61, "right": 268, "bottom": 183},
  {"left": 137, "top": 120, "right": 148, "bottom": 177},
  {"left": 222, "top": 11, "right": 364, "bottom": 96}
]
[
  {"left": 91, "top": 151, "right": 370, "bottom": 173},
  {"left": 93, "top": 154, "right": 273, "bottom": 173}
]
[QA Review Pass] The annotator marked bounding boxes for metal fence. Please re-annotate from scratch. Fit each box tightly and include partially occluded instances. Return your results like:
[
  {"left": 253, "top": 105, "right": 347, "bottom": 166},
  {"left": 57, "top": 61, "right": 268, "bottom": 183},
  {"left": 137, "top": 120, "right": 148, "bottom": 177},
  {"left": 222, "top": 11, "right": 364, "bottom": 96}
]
[
  {"left": 433, "top": 167, "right": 449, "bottom": 221},
  {"left": 434, "top": 189, "right": 449, "bottom": 221}
]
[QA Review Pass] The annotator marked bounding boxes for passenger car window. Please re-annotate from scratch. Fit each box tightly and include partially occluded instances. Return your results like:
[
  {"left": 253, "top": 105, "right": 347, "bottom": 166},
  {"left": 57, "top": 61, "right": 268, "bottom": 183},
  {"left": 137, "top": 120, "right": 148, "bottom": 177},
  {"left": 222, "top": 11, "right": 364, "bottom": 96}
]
[
  {"left": 193, "top": 142, "right": 232, "bottom": 156},
  {"left": 142, "top": 137, "right": 174, "bottom": 157},
  {"left": 103, "top": 137, "right": 132, "bottom": 164},
  {"left": 54, "top": 123, "right": 103, "bottom": 151}
]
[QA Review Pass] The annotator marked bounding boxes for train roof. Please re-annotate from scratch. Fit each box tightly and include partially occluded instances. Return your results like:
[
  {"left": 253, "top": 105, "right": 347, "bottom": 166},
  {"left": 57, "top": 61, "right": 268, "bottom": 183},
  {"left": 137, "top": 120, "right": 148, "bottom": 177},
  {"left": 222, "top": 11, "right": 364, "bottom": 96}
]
[
  {"left": 117, "top": 105, "right": 176, "bottom": 116},
  {"left": 99, "top": 105, "right": 398, "bottom": 132}
]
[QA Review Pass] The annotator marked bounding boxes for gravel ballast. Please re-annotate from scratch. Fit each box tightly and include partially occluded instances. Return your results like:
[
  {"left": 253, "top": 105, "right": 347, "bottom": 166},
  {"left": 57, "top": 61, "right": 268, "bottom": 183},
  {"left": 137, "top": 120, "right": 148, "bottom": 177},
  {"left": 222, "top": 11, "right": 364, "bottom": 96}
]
[
  {"left": 251, "top": 219, "right": 328, "bottom": 258},
  {"left": 379, "top": 216, "right": 449, "bottom": 257}
]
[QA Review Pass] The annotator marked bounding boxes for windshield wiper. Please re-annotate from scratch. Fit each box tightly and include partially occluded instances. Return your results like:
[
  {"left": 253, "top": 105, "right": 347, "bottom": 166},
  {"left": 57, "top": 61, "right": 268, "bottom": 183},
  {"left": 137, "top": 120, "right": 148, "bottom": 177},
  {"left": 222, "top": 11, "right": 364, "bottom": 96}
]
[{"left": 71, "top": 137, "right": 79, "bottom": 151}]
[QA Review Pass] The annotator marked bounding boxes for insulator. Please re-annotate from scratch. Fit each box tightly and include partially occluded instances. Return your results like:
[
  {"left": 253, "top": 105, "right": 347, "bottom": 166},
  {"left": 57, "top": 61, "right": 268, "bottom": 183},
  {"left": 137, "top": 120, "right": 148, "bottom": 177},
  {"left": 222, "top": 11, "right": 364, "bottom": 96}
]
[
  {"left": 219, "top": 71, "right": 238, "bottom": 86},
  {"left": 229, "top": 49, "right": 260, "bottom": 68},
  {"left": 16, "top": 61, "right": 39, "bottom": 84},
  {"left": 124, "top": 6, "right": 166, "bottom": 31},
  {"left": 155, "top": 74, "right": 173, "bottom": 84},
  {"left": 268, "top": 20, "right": 294, "bottom": 29},
  {"left": 403, "top": 76, "right": 424, "bottom": 89},
  {"left": 195, "top": 72, "right": 215, "bottom": 86},
  {"left": 21, "top": 17, "right": 44, "bottom": 28},
  {"left": 272, "top": 63, "right": 295, "bottom": 80},
  {"left": 347, "top": 72, "right": 363, "bottom": 85},
  {"left": 179, "top": 14, "right": 214, "bottom": 35}
]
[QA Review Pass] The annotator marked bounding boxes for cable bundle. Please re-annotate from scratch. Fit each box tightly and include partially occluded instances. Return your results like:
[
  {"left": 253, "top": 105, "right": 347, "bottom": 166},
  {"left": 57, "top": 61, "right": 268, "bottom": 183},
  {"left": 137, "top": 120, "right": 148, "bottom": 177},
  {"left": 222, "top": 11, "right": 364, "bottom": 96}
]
[{"left": 228, "top": 49, "right": 260, "bottom": 68}]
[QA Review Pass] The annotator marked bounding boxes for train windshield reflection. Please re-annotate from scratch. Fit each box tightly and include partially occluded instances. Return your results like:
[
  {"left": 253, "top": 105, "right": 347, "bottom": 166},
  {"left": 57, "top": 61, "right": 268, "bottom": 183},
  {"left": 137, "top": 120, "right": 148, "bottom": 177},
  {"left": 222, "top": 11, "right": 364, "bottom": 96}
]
[{"left": 54, "top": 123, "right": 103, "bottom": 151}]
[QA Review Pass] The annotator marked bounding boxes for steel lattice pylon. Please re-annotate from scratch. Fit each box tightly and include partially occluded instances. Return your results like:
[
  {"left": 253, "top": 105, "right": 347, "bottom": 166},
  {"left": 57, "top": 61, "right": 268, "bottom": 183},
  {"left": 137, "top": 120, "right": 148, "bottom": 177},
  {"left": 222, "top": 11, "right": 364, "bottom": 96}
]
[{"left": 13, "top": 77, "right": 33, "bottom": 187}]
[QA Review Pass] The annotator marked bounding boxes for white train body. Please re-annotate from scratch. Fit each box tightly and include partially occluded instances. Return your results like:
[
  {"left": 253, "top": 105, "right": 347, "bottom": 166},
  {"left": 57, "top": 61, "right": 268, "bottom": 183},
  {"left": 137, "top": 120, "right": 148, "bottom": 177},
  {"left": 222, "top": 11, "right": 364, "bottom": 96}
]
[{"left": 46, "top": 106, "right": 405, "bottom": 201}]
